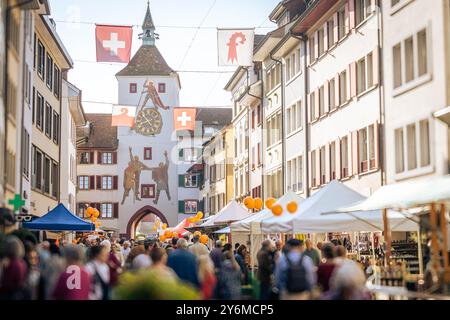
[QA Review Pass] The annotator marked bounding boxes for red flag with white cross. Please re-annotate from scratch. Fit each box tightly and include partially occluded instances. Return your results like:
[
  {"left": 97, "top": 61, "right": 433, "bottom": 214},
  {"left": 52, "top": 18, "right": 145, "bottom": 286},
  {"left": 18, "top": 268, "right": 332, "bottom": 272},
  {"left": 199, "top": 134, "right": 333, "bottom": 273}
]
[
  {"left": 95, "top": 24, "right": 133, "bottom": 63},
  {"left": 173, "top": 108, "right": 196, "bottom": 131}
]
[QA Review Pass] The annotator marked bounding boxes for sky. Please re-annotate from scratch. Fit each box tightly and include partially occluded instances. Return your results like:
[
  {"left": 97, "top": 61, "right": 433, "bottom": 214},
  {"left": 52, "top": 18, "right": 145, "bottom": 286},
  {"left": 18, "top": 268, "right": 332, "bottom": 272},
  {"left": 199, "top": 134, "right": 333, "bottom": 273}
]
[{"left": 49, "top": 0, "right": 280, "bottom": 113}]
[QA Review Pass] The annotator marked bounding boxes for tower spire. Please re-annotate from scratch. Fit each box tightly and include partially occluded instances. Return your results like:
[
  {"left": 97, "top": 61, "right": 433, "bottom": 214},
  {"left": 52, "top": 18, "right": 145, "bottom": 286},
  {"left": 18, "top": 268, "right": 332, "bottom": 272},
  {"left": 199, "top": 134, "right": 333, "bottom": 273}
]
[{"left": 141, "top": 1, "right": 157, "bottom": 45}]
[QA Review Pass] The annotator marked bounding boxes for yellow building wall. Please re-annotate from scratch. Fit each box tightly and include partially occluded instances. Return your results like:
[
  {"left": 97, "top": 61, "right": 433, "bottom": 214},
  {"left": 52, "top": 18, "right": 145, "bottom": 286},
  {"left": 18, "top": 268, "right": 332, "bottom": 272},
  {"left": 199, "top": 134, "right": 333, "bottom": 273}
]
[{"left": 224, "top": 126, "right": 234, "bottom": 203}]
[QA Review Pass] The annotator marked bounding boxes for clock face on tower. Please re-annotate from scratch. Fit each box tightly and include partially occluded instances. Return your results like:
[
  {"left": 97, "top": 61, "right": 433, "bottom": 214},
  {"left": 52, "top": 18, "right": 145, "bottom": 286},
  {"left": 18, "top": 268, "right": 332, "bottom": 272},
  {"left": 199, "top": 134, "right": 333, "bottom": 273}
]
[{"left": 135, "top": 108, "right": 163, "bottom": 136}]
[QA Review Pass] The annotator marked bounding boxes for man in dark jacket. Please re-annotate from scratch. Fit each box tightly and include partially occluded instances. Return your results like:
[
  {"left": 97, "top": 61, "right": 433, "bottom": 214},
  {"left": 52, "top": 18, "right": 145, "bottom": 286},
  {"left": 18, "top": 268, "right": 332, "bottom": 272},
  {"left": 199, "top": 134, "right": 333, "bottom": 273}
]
[
  {"left": 256, "top": 240, "right": 275, "bottom": 300},
  {"left": 167, "top": 238, "right": 200, "bottom": 288}
]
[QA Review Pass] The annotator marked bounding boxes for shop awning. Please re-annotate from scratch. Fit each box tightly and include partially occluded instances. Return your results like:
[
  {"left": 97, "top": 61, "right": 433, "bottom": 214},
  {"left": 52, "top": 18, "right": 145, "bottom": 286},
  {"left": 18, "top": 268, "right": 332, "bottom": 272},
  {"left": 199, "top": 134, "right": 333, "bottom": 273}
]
[
  {"left": 200, "top": 200, "right": 251, "bottom": 227},
  {"left": 23, "top": 203, "right": 95, "bottom": 232}
]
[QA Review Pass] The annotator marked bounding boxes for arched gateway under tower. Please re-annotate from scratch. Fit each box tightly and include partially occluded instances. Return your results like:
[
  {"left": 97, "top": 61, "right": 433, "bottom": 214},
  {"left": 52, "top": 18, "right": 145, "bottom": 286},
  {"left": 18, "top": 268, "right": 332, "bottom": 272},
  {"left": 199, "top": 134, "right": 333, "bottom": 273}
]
[{"left": 126, "top": 205, "right": 169, "bottom": 239}]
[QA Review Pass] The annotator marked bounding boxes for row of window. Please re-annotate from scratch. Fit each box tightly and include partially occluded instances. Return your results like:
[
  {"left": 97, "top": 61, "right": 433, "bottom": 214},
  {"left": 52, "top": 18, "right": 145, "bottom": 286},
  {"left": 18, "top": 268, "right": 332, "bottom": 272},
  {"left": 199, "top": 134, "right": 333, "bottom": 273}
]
[
  {"left": 310, "top": 122, "right": 380, "bottom": 188},
  {"left": 178, "top": 200, "right": 203, "bottom": 214},
  {"left": 265, "top": 167, "right": 283, "bottom": 199},
  {"left": 208, "top": 162, "right": 225, "bottom": 183},
  {"left": 287, "top": 155, "right": 303, "bottom": 193},
  {"left": 208, "top": 193, "right": 226, "bottom": 215},
  {"left": 234, "top": 166, "right": 249, "bottom": 198},
  {"left": 31, "top": 145, "right": 59, "bottom": 198},
  {"left": 394, "top": 119, "right": 430, "bottom": 175},
  {"left": 32, "top": 88, "right": 60, "bottom": 145},
  {"left": 78, "top": 203, "right": 119, "bottom": 219},
  {"left": 309, "top": 49, "right": 378, "bottom": 123},
  {"left": 309, "top": 0, "right": 374, "bottom": 65},
  {"left": 78, "top": 175, "right": 119, "bottom": 191},
  {"left": 392, "top": 28, "right": 428, "bottom": 91},
  {"left": 129, "top": 82, "right": 165, "bottom": 94},
  {"left": 178, "top": 174, "right": 200, "bottom": 188},
  {"left": 266, "top": 111, "right": 282, "bottom": 147},
  {"left": 78, "top": 151, "right": 118, "bottom": 165},
  {"left": 35, "top": 37, "right": 61, "bottom": 99},
  {"left": 251, "top": 143, "right": 262, "bottom": 170}
]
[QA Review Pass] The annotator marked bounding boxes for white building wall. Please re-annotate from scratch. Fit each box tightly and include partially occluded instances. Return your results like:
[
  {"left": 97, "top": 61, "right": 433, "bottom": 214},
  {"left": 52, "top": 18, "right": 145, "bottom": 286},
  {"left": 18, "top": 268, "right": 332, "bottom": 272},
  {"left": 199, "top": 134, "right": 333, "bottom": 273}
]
[{"left": 382, "top": 0, "right": 449, "bottom": 184}]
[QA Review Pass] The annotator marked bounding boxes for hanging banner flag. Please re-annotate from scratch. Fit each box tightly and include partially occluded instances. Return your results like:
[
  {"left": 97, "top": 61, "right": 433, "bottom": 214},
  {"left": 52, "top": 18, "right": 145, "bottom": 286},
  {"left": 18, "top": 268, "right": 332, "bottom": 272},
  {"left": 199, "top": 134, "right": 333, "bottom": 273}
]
[
  {"left": 111, "top": 105, "right": 136, "bottom": 127},
  {"left": 95, "top": 24, "right": 133, "bottom": 63},
  {"left": 217, "top": 28, "right": 254, "bottom": 66},
  {"left": 173, "top": 108, "right": 196, "bottom": 131}
]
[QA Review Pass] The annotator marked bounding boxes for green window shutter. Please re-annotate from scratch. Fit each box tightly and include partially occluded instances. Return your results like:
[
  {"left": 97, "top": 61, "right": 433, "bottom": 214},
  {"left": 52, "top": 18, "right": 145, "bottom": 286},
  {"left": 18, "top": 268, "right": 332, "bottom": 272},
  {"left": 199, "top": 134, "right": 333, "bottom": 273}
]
[
  {"left": 178, "top": 149, "right": 184, "bottom": 160},
  {"left": 178, "top": 201, "right": 185, "bottom": 214},
  {"left": 178, "top": 174, "right": 185, "bottom": 187},
  {"left": 198, "top": 200, "right": 204, "bottom": 212}
]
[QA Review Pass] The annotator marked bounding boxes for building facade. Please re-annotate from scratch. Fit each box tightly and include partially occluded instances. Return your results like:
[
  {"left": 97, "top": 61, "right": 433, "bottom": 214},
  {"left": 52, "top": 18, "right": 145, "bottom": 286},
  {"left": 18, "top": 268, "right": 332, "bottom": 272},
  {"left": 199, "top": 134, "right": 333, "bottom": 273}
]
[
  {"left": 30, "top": 8, "right": 73, "bottom": 217},
  {"left": 382, "top": 0, "right": 450, "bottom": 184},
  {"left": 76, "top": 114, "right": 120, "bottom": 234}
]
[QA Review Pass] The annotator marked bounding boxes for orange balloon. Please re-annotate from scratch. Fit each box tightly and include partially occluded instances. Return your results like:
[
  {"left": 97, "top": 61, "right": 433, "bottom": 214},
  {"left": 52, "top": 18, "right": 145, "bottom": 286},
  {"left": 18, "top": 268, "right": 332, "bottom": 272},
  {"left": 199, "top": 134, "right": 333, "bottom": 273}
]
[
  {"left": 287, "top": 201, "right": 298, "bottom": 214},
  {"left": 86, "top": 207, "right": 93, "bottom": 218},
  {"left": 243, "top": 196, "right": 255, "bottom": 210},
  {"left": 188, "top": 217, "right": 195, "bottom": 223},
  {"left": 196, "top": 211, "right": 204, "bottom": 219},
  {"left": 194, "top": 231, "right": 202, "bottom": 237},
  {"left": 173, "top": 232, "right": 179, "bottom": 238},
  {"left": 265, "top": 198, "right": 276, "bottom": 209},
  {"left": 162, "top": 223, "right": 167, "bottom": 230},
  {"left": 152, "top": 225, "right": 157, "bottom": 231},
  {"left": 254, "top": 198, "right": 263, "bottom": 210},
  {"left": 271, "top": 204, "right": 283, "bottom": 216},
  {"left": 159, "top": 235, "right": 166, "bottom": 242},
  {"left": 200, "top": 234, "right": 208, "bottom": 245}
]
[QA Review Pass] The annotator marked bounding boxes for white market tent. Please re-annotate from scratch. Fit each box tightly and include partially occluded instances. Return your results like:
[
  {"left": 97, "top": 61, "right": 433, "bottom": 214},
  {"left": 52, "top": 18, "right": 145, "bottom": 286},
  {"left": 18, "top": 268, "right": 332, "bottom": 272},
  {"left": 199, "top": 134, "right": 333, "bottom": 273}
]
[
  {"left": 260, "top": 181, "right": 418, "bottom": 234},
  {"left": 200, "top": 200, "right": 251, "bottom": 227},
  {"left": 331, "top": 175, "right": 450, "bottom": 213}
]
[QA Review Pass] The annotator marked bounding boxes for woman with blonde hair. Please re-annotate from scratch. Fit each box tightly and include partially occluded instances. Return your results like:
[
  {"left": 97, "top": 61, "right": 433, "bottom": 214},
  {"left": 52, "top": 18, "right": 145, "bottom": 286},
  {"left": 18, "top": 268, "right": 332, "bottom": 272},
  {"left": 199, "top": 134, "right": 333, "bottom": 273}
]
[{"left": 197, "top": 255, "right": 217, "bottom": 299}]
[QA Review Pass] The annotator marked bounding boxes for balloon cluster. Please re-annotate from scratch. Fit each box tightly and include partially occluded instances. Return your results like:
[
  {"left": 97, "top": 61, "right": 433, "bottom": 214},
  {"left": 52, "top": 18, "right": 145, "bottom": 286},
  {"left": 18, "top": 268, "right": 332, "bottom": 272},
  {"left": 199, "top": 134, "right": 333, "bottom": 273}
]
[
  {"left": 188, "top": 211, "right": 203, "bottom": 224},
  {"left": 243, "top": 196, "right": 263, "bottom": 211},
  {"left": 86, "top": 207, "right": 101, "bottom": 229},
  {"left": 268, "top": 199, "right": 298, "bottom": 217}
]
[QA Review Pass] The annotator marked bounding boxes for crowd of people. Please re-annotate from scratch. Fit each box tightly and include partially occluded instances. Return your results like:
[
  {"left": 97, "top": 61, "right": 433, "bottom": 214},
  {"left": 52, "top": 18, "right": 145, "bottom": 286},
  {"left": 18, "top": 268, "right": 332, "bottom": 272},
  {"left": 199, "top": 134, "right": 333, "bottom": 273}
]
[{"left": 0, "top": 231, "right": 371, "bottom": 300}]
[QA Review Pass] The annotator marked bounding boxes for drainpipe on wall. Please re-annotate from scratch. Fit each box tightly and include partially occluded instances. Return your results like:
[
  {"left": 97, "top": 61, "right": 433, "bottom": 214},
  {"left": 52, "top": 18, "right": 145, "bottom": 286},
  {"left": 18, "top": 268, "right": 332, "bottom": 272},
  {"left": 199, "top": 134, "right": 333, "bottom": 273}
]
[
  {"left": 301, "top": 35, "right": 310, "bottom": 198},
  {"left": 270, "top": 54, "right": 286, "bottom": 195},
  {"left": 259, "top": 64, "right": 266, "bottom": 200},
  {"left": 377, "top": 3, "right": 386, "bottom": 187}
]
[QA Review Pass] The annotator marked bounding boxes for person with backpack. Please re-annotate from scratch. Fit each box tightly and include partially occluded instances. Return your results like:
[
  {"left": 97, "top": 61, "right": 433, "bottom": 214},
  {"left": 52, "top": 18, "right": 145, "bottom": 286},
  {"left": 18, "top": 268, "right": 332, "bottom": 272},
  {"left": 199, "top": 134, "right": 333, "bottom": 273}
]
[{"left": 274, "top": 239, "right": 316, "bottom": 300}]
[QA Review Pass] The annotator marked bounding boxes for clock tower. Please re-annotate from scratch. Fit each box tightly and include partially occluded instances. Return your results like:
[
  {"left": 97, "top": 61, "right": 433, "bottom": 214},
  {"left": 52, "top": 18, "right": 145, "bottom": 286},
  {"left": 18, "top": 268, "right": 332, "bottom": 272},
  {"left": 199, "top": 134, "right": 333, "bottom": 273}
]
[{"left": 115, "top": 2, "right": 181, "bottom": 237}]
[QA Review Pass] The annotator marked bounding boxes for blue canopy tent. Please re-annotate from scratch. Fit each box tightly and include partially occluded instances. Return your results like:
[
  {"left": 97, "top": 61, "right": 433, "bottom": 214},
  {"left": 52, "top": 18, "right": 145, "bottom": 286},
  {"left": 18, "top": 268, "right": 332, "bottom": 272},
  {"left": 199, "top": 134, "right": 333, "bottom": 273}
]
[{"left": 23, "top": 203, "right": 95, "bottom": 232}]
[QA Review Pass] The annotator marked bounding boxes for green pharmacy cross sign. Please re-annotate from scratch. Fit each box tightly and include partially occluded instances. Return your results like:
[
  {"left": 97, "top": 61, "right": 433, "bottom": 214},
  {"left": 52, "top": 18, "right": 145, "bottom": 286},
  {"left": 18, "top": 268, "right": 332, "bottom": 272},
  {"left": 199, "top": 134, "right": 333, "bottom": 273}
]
[{"left": 9, "top": 194, "right": 25, "bottom": 213}]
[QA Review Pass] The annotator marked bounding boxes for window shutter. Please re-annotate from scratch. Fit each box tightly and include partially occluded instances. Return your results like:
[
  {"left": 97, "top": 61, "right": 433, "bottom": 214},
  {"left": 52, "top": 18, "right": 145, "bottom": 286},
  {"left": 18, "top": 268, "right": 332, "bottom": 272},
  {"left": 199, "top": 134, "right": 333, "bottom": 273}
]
[
  {"left": 324, "top": 81, "right": 330, "bottom": 113},
  {"left": 96, "top": 176, "right": 102, "bottom": 190},
  {"left": 352, "top": 131, "right": 359, "bottom": 176},
  {"left": 314, "top": 88, "right": 319, "bottom": 120},
  {"left": 113, "top": 176, "right": 118, "bottom": 190},
  {"left": 323, "top": 22, "right": 329, "bottom": 51},
  {"left": 345, "top": 1, "right": 350, "bottom": 34},
  {"left": 179, "top": 148, "right": 184, "bottom": 159},
  {"left": 350, "top": 62, "right": 357, "bottom": 98},
  {"left": 113, "top": 203, "right": 119, "bottom": 219},
  {"left": 178, "top": 174, "right": 185, "bottom": 187},
  {"left": 314, "top": 31, "right": 319, "bottom": 60},
  {"left": 374, "top": 121, "right": 380, "bottom": 169},
  {"left": 335, "top": 73, "right": 340, "bottom": 107},
  {"left": 178, "top": 201, "right": 185, "bottom": 214},
  {"left": 333, "top": 13, "right": 339, "bottom": 41},
  {"left": 373, "top": 47, "right": 380, "bottom": 86},
  {"left": 347, "top": 133, "right": 353, "bottom": 176},
  {"left": 335, "top": 138, "right": 342, "bottom": 180},
  {"left": 325, "top": 143, "right": 331, "bottom": 183},
  {"left": 89, "top": 151, "right": 95, "bottom": 164},
  {"left": 307, "top": 94, "right": 312, "bottom": 123},
  {"left": 198, "top": 200, "right": 204, "bottom": 212},
  {"left": 315, "top": 148, "right": 321, "bottom": 186},
  {"left": 112, "top": 152, "right": 117, "bottom": 164},
  {"left": 346, "top": 65, "right": 352, "bottom": 101},
  {"left": 308, "top": 151, "right": 312, "bottom": 188},
  {"left": 89, "top": 176, "right": 95, "bottom": 190},
  {"left": 349, "top": 0, "right": 356, "bottom": 29},
  {"left": 97, "top": 152, "right": 102, "bottom": 164}
]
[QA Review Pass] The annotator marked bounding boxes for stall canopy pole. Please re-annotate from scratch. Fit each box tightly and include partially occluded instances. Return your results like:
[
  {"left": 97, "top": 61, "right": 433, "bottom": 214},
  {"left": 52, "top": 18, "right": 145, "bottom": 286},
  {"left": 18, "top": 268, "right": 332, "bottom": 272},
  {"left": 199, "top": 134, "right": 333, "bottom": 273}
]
[
  {"left": 382, "top": 208, "right": 391, "bottom": 266},
  {"left": 440, "top": 203, "right": 449, "bottom": 269},
  {"left": 417, "top": 226, "right": 424, "bottom": 276},
  {"left": 371, "top": 232, "right": 376, "bottom": 262},
  {"left": 430, "top": 203, "right": 440, "bottom": 270}
]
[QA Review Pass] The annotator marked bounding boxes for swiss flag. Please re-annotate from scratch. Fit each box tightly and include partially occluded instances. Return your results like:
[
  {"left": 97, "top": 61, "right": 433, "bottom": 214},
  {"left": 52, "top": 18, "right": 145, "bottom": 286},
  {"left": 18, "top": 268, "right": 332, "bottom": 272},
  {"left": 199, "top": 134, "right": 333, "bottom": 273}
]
[
  {"left": 173, "top": 108, "right": 196, "bottom": 131},
  {"left": 95, "top": 24, "right": 133, "bottom": 63},
  {"left": 111, "top": 105, "right": 136, "bottom": 127}
]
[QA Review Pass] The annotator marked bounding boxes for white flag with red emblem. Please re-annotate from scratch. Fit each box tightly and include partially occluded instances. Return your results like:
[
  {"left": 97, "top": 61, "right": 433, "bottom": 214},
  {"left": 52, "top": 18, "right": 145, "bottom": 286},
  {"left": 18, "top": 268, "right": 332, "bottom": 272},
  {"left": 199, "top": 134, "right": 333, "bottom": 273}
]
[
  {"left": 111, "top": 105, "right": 136, "bottom": 127},
  {"left": 96, "top": 24, "right": 133, "bottom": 63},
  {"left": 173, "top": 108, "right": 196, "bottom": 131},
  {"left": 217, "top": 28, "right": 254, "bottom": 66}
]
